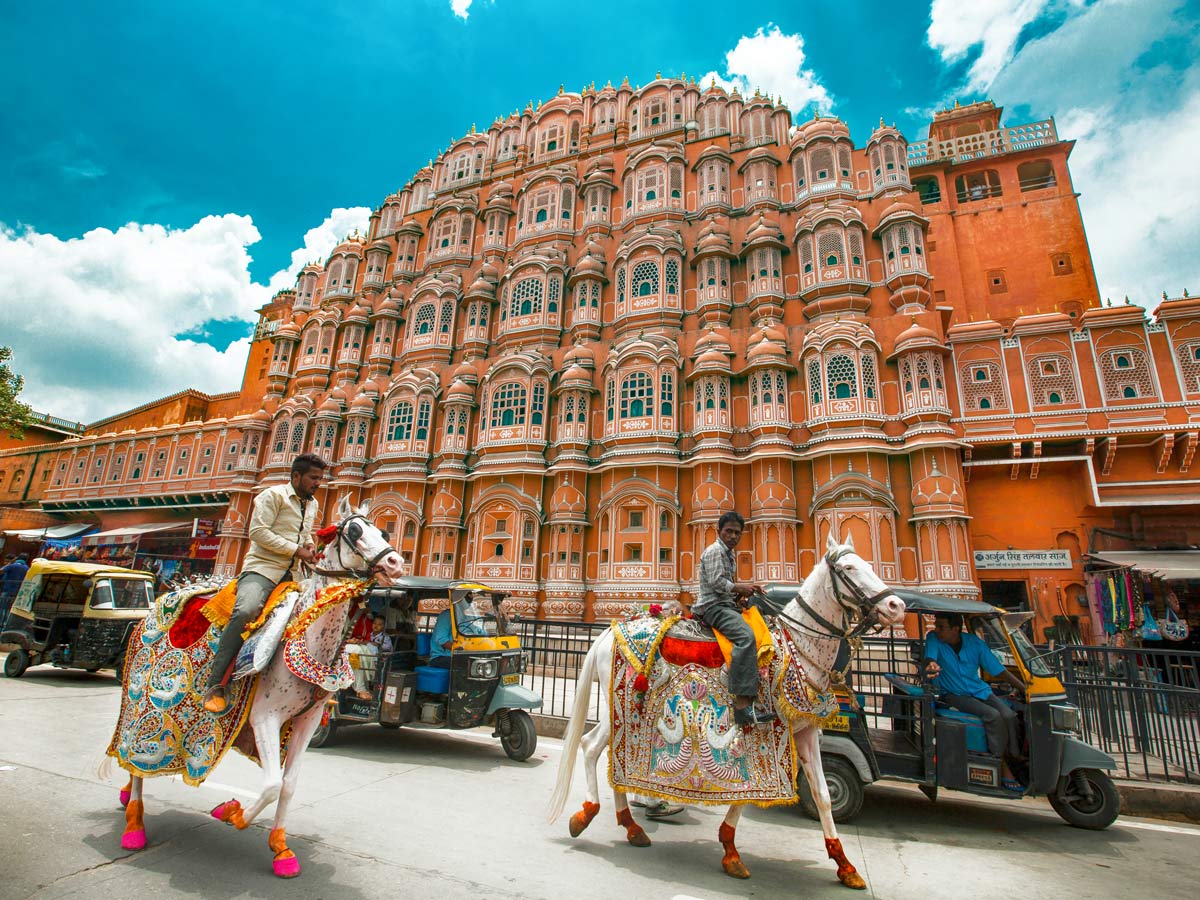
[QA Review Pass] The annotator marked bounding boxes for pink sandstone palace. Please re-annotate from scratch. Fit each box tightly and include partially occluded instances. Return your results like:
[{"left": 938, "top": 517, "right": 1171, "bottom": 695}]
[{"left": 4, "top": 78, "right": 1200, "bottom": 640}]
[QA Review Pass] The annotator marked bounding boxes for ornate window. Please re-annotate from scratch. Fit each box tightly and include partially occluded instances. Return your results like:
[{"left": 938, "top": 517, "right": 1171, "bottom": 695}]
[
  {"left": 386, "top": 402, "right": 414, "bottom": 442},
  {"left": 510, "top": 277, "right": 544, "bottom": 317},
  {"left": 1099, "top": 347, "right": 1154, "bottom": 402},
  {"left": 793, "top": 154, "right": 807, "bottom": 192},
  {"left": 749, "top": 370, "right": 789, "bottom": 425},
  {"left": 620, "top": 372, "right": 653, "bottom": 418},
  {"left": 693, "top": 375, "right": 730, "bottom": 429},
  {"left": 700, "top": 102, "right": 727, "bottom": 137},
  {"left": 632, "top": 261, "right": 659, "bottom": 296},
  {"left": 539, "top": 123, "right": 564, "bottom": 156},
  {"left": 416, "top": 400, "right": 431, "bottom": 441},
  {"left": 665, "top": 258, "right": 679, "bottom": 296},
  {"left": 827, "top": 354, "right": 858, "bottom": 399},
  {"left": 1027, "top": 354, "right": 1078, "bottom": 406},
  {"left": 1174, "top": 341, "right": 1200, "bottom": 394},
  {"left": 960, "top": 361, "right": 1009, "bottom": 412},
  {"left": 606, "top": 378, "right": 615, "bottom": 422},
  {"left": 698, "top": 159, "right": 729, "bottom": 207},
  {"left": 488, "top": 382, "right": 528, "bottom": 428},
  {"left": 660, "top": 372, "right": 674, "bottom": 415},
  {"left": 532, "top": 382, "right": 546, "bottom": 425},
  {"left": 414, "top": 303, "right": 436, "bottom": 335},
  {"left": 288, "top": 419, "right": 307, "bottom": 455},
  {"left": 698, "top": 257, "right": 731, "bottom": 303},
  {"left": 810, "top": 147, "right": 834, "bottom": 183}
]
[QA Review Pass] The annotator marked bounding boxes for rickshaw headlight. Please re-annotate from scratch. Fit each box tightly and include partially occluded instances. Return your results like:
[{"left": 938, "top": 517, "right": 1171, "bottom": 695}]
[
  {"left": 1050, "top": 703, "right": 1080, "bottom": 734},
  {"left": 469, "top": 658, "right": 499, "bottom": 679}
]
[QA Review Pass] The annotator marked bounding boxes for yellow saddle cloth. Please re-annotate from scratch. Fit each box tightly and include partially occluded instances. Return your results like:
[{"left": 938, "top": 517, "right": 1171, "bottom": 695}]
[
  {"left": 200, "top": 579, "right": 299, "bottom": 639},
  {"left": 712, "top": 606, "right": 775, "bottom": 668}
]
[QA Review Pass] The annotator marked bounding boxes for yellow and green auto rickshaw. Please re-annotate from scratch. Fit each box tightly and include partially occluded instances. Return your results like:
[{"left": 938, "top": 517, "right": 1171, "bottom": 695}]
[
  {"left": 310, "top": 578, "right": 542, "bottom": 760},
  {"left": 0, "top": 559, "right": 154, "bottom": 677}
]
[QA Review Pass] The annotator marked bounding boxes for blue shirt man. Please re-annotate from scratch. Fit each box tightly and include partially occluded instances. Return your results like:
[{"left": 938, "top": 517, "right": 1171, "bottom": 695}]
[
  {"left": 1, "top": 555, "right": 29, "bottom": 598},
  {"left": 923, "top": 612, "right": 1026, "bottom": 761},
  {"left": 428, "top": 595, "right": 489, "bottom": 668}
]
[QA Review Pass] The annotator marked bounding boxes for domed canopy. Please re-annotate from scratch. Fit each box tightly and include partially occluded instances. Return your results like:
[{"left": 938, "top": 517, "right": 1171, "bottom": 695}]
[
  {"left": 693, "top": 217, "right": 733, "bottom": 258},
  {"left": 445, "top": 378, "right": 476, "bottom": 403},
  {"left": 891, "top": 319, "right": 945, "bottom": 358},
  {"left": 746, "top": 327, "right": 789, "bottom": 366},
  {"left": 743, "top": 212, "right": 786, "bottom": 250},
  {"left": 791, "top": 115, "right": 852, "bottom": 146}
]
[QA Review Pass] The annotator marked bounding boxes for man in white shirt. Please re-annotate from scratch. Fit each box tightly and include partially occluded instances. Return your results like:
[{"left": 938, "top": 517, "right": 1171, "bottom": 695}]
[{"left": 203, "top": 453, "right": 326, "bottom": 713}]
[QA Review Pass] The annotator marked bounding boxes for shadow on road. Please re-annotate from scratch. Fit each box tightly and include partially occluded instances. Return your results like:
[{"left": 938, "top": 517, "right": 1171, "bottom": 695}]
[{"left": 79, "top": 806, "right": 372, "bottom": 900}]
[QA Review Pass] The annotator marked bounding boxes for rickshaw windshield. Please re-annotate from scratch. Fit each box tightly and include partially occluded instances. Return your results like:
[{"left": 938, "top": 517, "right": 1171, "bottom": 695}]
[
  {"left": 90, "top": 578, "right": 153, "bottom": 610},
  {"left": 976, "top": 616, "right": 1053, "bottom": 677},
  {"left": 453, "top": 599, "right": 499, "bottom": 637}
]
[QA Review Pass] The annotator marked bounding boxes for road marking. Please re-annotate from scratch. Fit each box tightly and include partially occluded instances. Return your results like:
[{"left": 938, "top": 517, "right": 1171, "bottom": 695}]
[
  {"left": 1118, "top": 819, "right": 1200, "bottom": 837},
  {"left": 191, "top": 778, "right": 256, "bottom": 799}
]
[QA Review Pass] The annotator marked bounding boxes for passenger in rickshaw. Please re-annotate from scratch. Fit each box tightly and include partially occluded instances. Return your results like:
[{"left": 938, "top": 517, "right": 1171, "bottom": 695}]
[
  {"left": 428, "top": 591, "right": 491, "bottom": 669},
  {"left": 346, "top": 615, "right": 392, "bottom": 700},
  {"left": 923, "top": 612, "right": 1026, "bottom": 776}
]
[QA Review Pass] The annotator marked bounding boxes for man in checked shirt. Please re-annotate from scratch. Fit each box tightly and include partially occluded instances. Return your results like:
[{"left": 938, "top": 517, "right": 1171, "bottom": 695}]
[{"left": 694, "top": 510, "right": 766, "bottom": 727}]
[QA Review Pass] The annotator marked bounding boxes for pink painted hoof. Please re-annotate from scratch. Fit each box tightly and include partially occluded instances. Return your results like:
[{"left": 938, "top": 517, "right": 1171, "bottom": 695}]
[
  {"left": 273, "top": 855, "right": 301, "bottom": 878},
  {"left": 210, "top": 802, "right": 230, "bottom": 820},
  {"left": 119, "top": 788, "right": 131, "bottom": 808},
  {"left": 121, "top": 829, "right": 147, "bottom": 851}
]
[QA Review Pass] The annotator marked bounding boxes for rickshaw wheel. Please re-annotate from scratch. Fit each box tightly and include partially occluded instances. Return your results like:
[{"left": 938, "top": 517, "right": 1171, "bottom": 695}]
[
  {"left": 309, "top": 718, "right": 337, "bottom": 749},
  {"left": 4, "top": 649, "right": 30, "bottom": 678},
  {"left": 499, "top": 709, "right": 537, "bottom": 761},
  {"left": 1049, "top": 769, "right": 1120, "bottom": 829},
  {"left": 797, "top": 756, "right": 864, "bottom": 823}
]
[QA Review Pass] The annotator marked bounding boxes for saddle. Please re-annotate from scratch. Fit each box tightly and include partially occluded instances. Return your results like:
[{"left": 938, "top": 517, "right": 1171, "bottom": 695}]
[
  {"left": 649, "top": 608, "right": 775, "bottom": 670},
  {"left": 200, "top": 579, "right": 299, "bottom": 638}
]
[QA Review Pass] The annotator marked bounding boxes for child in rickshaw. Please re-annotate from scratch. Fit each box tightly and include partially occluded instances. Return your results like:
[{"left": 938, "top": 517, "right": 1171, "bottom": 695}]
[{"left": 346, "top": 615, "right": 392, "bottom": 700}]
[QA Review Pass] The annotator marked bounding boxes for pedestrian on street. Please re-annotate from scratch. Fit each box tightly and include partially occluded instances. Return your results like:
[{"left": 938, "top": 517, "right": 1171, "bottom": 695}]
[
  {"left": 203, "top": 453, "right": 326, "bottom": 713},
  {"left": 0, "top": 553, "right": 30, "bottom": 626}
]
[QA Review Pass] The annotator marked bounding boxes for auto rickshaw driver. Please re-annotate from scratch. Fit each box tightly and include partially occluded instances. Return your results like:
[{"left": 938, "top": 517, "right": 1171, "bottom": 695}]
[
  {"left": 924, "top": 612, "right": 1027, "bottom": 785},
  {"left": 430, "top": 592, "right": 488, "bottom": 669}
]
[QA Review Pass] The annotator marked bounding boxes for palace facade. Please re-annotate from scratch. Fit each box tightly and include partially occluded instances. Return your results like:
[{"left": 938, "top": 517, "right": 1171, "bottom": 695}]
[{"left": 6, "top": 78, "right": 1200, "bottom": 638}]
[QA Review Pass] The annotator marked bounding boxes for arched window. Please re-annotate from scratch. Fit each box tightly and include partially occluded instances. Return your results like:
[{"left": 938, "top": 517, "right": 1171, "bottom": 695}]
[
  {"left": 387, "top": 402, "right": 414, "bottom": 441},
  {"left": 531, "top": 382, "right": 546, "bottom": 425},
  {"left": 414, "top": 303, "right": 436, "bottom": 335},
  {"left": 659, "top": 372, "right": 674, "bottom": 416},
  {"left": 620, "top": 372, "right": 653, "bottom": 418},
  {"left": 510, "top": 276, "right": 544, "bottom": 317},
  {"left": 980, "top": 397, "right": 992, "bottom": 409},
  {"left": 1115, "top": 354, "right": 1131, "bottom": 369},
  {"left": 1123, "top": 386, "right": 1137, "bottom": 398},
  {"left": 272, "top": 420, "right": 288, "bottom": 454},
  {"left": 606, "top": 378, "right": 615, "bottom": 422},
  {"left": 416, "top": 400, "right": 431, "bottom": 441},
  {"left": 489, "top": 383, "right": 528, "bottom": 428},
  {"left": 827, "top": 354, "right": 858, "bottom": 399},
  {"left": 632, "top": 261, "right": 659, "bottom": 296}
]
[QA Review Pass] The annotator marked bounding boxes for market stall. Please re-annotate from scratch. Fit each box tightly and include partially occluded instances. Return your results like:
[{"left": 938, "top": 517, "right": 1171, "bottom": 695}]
[
  {"left": 1085, "top": 550, "right": 1198, "bottom": 653},
  {"left": 78, "top": 520, "right": 219, "bottom": 588},
  {"left": 1, "top": 523, "right": 98, "bottom": 560}
]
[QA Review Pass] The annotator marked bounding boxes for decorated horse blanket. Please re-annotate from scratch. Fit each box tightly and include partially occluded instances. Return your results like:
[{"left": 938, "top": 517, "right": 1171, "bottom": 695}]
[
  {"left": 106, "top": 585, "right": 268, "bottom": 786},
  {"left": 607, "top": 615, "right": 840, "bottom": 808}
]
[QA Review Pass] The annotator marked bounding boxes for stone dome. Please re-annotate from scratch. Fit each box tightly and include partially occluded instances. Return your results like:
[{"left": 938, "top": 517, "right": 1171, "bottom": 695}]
[
  {"left": 694, "top": 217, "right": 733, "bottom": 257},
  {"left": 893, "top": 320, "right": 943, "bottom": 356},
  {"left": 692, "top": 472, "right": 735, "bottom": 514}
]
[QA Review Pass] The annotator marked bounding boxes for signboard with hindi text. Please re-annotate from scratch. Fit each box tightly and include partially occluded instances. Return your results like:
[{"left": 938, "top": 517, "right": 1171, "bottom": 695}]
[{"left": 974, "top": 550, "right": 1072, "bottom": 570}]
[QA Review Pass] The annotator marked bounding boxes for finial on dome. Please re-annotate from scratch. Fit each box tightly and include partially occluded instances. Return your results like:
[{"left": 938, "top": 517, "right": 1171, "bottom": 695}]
[
  {"left": 1186, "top": 288, "right": 1191, "bottom": 298},
  {"left": 1163, "top": 290, "right": 1169, "bottom": 299},
  {"left": 1105, "top": 297, "right": 1113, "bottom": 307},
  {"left": 655, "top": 71, "right": 661, "bottom": 80}
]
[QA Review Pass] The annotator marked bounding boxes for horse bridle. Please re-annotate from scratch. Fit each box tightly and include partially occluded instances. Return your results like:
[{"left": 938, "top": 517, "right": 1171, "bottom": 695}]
[
  {"left": 774, "top": 547, "right": 896, "bottom": 642},
  {"left": 312, "top": 515, "right": 393, "bottom": 580}
]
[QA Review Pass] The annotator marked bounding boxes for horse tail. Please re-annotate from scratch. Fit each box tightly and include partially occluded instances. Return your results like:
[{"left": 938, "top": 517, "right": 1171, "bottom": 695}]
[
  {"left": 97, "top": 755, "right": 114, "bottom": 780},
  {"left": 546, "top": 628, "right": 607, "bottom": 823}
]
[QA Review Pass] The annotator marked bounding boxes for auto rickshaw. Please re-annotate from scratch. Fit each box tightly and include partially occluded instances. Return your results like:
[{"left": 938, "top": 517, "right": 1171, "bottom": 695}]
[
  {"left": 0, "top": 559, "right": 154, "bottom": 677},
  {"left": 310, "top": 577, "right": 542, "bottom": 760},
  {"left": 760, "top": 585, "right": 1121, "bottom": 829}
]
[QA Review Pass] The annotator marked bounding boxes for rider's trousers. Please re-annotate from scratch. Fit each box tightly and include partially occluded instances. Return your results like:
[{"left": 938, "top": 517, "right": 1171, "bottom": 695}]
[
  {"left": 206, "top": 572, "right": 277, "bottom": 690},
  {"left": 942, "top": 691, "right": 1021, "bottom": 758},
  {"left": 696, "top": 601, "right": 759, "bottom": 699}
]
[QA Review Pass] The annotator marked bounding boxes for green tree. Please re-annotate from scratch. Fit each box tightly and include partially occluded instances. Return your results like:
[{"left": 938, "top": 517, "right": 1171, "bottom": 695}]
[{"left": 0, "top": 346, "right": 34, "bottom": 439}]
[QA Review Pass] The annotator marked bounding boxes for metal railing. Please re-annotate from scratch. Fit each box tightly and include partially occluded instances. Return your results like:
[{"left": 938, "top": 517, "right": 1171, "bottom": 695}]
[
  {"left": 1045, "top": 644, "right": 1200, "bottom": 784},
  {"left": 505, "top": 619, "right": 1200, "bottom": 785}
]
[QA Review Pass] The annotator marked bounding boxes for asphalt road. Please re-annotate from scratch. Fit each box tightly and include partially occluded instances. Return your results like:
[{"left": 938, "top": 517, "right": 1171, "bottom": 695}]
[{"left": 1, "top": 662, "right": 1197, "bottom": 900}]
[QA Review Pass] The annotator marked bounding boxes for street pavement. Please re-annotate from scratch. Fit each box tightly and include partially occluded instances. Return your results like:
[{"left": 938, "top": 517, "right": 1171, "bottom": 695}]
[{"left": 1, "top": 662, "right": 1197, "bottom": 900}]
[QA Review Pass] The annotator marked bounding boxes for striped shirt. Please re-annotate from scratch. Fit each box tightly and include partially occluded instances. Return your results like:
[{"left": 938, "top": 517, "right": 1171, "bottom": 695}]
[{"left": 694, "top": 539, "right": 736, "bottom": 613}]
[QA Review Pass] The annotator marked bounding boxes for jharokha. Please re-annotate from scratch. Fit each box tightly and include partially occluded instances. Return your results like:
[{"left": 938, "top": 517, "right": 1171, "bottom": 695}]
[{"left": 5, "top": 79, "right": 1200, "bottom": 638}]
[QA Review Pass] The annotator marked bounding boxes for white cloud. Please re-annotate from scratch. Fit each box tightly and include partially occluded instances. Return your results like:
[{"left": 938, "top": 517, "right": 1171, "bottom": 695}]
[
  {"left": 0, "top": 206, "right": 370, "bottom": 424},
  {"left": 699, "top": 25, "right": 833, "bottom": 117},
  {"left": 451, "top": 0, "right": 472, "bottom": 19},
  {"left": 927, "top": 0, "right": 1059, "bottom": 93},
  {"left": 267, "top": 206, "right": 371, "bottom": 293}
]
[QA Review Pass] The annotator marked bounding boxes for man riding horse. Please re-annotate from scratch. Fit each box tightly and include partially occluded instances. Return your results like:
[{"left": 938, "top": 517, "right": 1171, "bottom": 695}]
[{"left": 204, "top": 452, "right": 326, "bottom": 713}]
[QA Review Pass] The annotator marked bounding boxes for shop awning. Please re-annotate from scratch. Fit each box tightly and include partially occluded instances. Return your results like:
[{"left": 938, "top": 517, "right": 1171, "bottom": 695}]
[
  {"left": 3, "top": 523, "right": 97, "bottom": 541},
  {"left": 1089, "top": 550, "right": 1200, "bottom": 580},
  {"left": 80, "top": 522, "right": 193, "bottom": 546}
]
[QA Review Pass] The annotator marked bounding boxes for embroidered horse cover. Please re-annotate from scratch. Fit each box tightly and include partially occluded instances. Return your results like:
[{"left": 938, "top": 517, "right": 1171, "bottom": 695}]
[
  {"left": 106, "top": 585, "right": 288, "bottom": 786},
  {"left": 608, "top": 617, "right": 801, "bottom": 808}
]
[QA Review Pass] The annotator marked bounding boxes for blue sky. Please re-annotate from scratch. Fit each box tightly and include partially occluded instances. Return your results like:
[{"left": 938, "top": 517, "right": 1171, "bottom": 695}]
[{"left": 1, "top": 0, "right": 1198, "bottom": 422}]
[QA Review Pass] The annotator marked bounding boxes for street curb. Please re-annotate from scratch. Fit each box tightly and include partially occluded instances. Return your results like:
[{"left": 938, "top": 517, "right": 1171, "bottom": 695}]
[
  {"left": 1117, "top": 780, "right": 1200, "bottom": 824},
  {"left": 532, "top": 713, "right": 569, "bottom": 740}
]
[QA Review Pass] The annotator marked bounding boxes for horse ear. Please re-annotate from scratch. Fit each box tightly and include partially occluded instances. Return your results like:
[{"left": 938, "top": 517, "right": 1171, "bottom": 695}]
[
  {"left": 825, "top": 532, "right": 838, "bottom": 554},
  {"left": 358, "top": 498, "right": 371, "bottom": 516},
  {"left": 841, "top": 530, "right": 855, "bottom": 552},
  {"left": 337, "top": 495, "right": 353, "bottom": 520}
]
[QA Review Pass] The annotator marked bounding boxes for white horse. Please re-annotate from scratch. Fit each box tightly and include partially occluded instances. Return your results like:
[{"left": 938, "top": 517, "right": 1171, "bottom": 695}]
[
  {"left": 548, "top": 534, "right": 906, "bottom": 889},
  {"left": 110, "top": 497, "right": 405, "bottom": 877}
]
